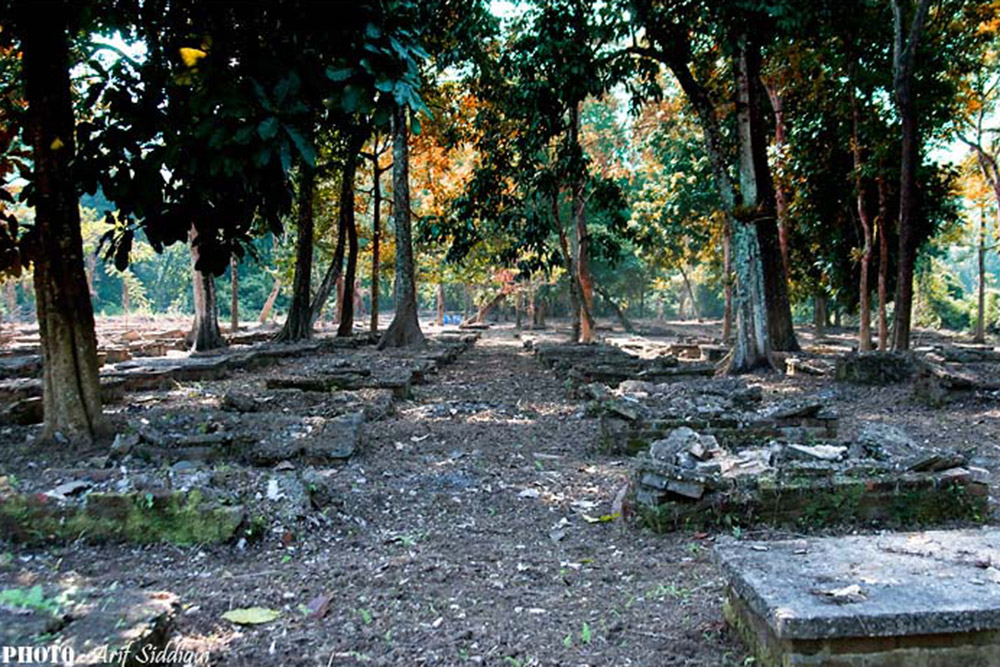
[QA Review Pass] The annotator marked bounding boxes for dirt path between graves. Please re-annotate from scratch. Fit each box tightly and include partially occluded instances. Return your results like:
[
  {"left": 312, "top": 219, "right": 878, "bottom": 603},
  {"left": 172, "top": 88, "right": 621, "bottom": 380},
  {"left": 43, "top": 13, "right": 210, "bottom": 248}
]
[{"left": 1, "top": 330, "right": 748, "bottom": 666}]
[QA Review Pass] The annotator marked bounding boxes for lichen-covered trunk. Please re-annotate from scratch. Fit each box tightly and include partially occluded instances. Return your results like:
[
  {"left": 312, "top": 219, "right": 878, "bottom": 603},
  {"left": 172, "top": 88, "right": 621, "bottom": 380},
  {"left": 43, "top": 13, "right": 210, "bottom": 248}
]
[
  {"left": 378, "top": 105, "right": 425, "bottom": 349},
  {"left": 725, "top": 31, "right": 777, "bottom": 373},
  {"left": 21, "top": 9, "right": 107, "bottom": 444},
  {"left": 187, "top": 229, "right": 226, "bottom": 352},
  {"left": 722, "top": 221, "right": 733, "bottom": 343},
  {"left": 277, "top": 167, "right": 316, "bottom": 342}
]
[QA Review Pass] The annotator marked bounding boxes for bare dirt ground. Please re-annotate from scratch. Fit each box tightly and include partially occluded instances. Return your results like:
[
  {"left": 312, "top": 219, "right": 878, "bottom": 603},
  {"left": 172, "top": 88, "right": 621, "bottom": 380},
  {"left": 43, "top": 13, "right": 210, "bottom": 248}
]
[{"left": 2, "top": 317, "right": 999, "bottom": 666}]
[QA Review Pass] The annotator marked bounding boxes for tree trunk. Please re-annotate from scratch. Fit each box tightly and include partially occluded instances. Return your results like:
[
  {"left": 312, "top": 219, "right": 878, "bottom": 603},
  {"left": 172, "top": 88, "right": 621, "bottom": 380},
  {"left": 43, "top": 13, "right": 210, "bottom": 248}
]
[
  {"left": 570, "top": 104, "right": 596, "bottom": 343},
  {"left": 230, "top": 254, "right": 239, "bottom": 333},
  {"left": 436, "top": 282, "right": 445, "bottom": 326},
  {"left": 21, "top": 7, "right": 107, "bottom": 444},
  {"left": 553, "top": 189, "right": 582, "bottom": 342},
  {"left": 664, "top": 39, "right": 794, "bottom": 357},
  {"left": 877, "top": 176, "right": 890, "bottom": 350},
  {"left": 259, "top": 277, "right": 281, "bottom": 324},
  {"left": 596, "top": 284, "right": 634, "bottom": 333},
  {"left": 370, "top": 157, "right": 383, "bottom": 333},
  {"left": 277, "top": 166, "right": 316, "bottom": 342},
  {"left": 186, "top": 227, "right": 226, "bottom": 351},
  {"left": 338, "top": 131, "right": 365, "bottom": 338},
  {"left": 312, "top": 164, "right": 351, "bottom": 327},
  {"left": 850, "top": 67, "right": 874, "bottom": 352},
  {"left": 5, "top": 281, "right": 16, "bottom": 321},
  {"left": 890, "top": 0, "right": 932, "bottom": 351},
  {"left": 765, "top": 82, "right": 791, "bottom": 277},
  {"left": 679, "top": 265, "right": 700, "bottom": 320},
  {"left": 744, "top": 41, "right": 798, "bottom": 353},
  {"left": 976, "top": 205, "right": 987, "bottom": 343},
  {"left": 725, "top": 30, "right": 777, "bottom": 373},
  {"left": 814, "top": 292, "right": 827, "bottom": 337},
  {"left": 378, "top": 105, "right": 425, "bottom": 349},
  {"left": 722, "top": 221, "right": 733, "bottom": 343}
]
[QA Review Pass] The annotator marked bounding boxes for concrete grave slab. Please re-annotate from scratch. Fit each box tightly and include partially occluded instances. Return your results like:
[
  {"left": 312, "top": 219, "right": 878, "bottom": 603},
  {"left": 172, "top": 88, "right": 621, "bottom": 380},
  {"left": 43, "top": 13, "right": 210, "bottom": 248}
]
[{"left": 717, "top": 528, "right": 1000, "bottom": 666}]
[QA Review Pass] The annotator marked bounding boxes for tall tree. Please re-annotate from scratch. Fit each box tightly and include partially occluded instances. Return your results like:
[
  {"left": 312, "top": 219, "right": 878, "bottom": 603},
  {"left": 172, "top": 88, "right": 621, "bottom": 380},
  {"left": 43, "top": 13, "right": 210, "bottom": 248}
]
[
  {"left": 889, "top": 0, "right": 932, "bottom": 350},
  {"left": 379, "top": 105, "right": 425, "bottom": 348},
  {"left": 9, "top": 3, "right": 107, "bottom": 443}
]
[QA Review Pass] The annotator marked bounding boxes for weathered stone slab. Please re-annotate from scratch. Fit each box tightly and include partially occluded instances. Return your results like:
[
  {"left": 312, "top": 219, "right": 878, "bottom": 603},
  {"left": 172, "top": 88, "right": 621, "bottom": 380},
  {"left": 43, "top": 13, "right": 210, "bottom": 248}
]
[
  {"left": 717, "top": 529, "right": 1000, "bottom": 666},
  {"left": 836, "top": 351, "right": 924, "bottom": 385},
  {"left": 0, "top": 353, "right": 42, "bottom": 379},
  {"left": 242, "top": 411, "right": 364, "bottom": 465}
]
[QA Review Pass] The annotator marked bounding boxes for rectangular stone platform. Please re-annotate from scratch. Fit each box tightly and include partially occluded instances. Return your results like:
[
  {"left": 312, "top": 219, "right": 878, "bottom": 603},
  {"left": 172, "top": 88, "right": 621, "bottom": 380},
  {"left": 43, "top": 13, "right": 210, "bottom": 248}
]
[{"left": 716, "top": 529, "right": 1000, "bottom": 666}]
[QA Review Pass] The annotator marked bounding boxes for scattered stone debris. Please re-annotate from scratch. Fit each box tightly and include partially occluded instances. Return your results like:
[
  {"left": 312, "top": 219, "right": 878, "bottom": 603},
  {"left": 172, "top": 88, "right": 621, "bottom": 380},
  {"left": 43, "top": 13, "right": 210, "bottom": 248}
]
[
  {"left": 717, "top": 529, "right": 1000, "bottom": 667},
  {"left": 592, "top": 379, "right": 835, "bottom": 454},
  {"left": 630, "top": 425, "right": 987, "bottom": 532},
  {"left": 0, "top": 333, "right": 479, "bottom": 546},
  {"left": 912, "top": 362, "right": 1000, "bottom": 406}
]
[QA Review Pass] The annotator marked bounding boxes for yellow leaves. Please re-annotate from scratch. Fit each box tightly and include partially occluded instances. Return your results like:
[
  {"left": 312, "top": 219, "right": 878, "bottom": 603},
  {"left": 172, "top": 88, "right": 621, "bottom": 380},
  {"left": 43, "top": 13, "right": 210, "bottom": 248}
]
[
  {"left": 49, "top": 137, "right": 64, "bottom": 150},
  {"left": 179, "top": 47, "right": 207, "bottom": 67}
]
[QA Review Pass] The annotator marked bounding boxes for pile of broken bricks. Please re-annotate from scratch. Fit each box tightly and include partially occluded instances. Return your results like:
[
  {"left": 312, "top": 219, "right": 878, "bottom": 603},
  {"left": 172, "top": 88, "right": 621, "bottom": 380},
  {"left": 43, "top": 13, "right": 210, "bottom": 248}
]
[
  {"left": 590, "top": 378, "right": 838, "bottom": 454},
  {"left": 630, "top": 424, "right": 988, "bottom": 532}
]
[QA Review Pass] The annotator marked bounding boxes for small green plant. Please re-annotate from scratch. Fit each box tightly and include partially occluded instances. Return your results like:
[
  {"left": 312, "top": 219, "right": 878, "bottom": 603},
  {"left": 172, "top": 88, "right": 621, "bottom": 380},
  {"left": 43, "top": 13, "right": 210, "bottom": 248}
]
[
  {"left": 358, "top": 608, "right": 373, "bottom": 624},
  {"left": 0, "top": 585, "right": 61, "bottom": 616},
  {"left": 580, "top": 621, "right": 592, "bottom": 644},
  {"left": 280, "top": 554, "right": 292, "bottom": 565}
]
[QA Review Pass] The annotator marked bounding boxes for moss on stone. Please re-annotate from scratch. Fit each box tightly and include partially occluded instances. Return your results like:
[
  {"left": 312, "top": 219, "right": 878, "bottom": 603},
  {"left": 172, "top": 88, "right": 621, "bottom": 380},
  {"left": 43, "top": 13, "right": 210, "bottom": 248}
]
[{"left": 0, "top": 490, "right": 244, "bottom": 546}]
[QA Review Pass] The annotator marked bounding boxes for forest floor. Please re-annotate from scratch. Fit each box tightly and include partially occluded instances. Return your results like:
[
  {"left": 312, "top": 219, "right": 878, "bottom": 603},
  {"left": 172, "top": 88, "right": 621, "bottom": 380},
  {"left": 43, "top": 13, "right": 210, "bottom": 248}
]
[{"left": 2, "top": 319, "right": 1000, "bottom": 666}]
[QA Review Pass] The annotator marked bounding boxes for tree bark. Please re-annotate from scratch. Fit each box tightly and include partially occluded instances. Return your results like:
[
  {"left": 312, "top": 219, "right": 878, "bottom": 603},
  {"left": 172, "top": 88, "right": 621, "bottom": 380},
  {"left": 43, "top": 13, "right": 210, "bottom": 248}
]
[
  {"left": 369, "top": 153, "right": 385, "bottom": 333},
  {"left": 186, "top": 228, "right": 226, "bottom": 352},
  {"left": 230, "top": 254, "right": 239, "bottom": 332},
  {"left": 877, "top": 176, "right": 890, "bottom": 350},
  {"left": 276, "top": 166, "right": 316, "bottom": 342},
  {"left": 976, "top": 205, "right": 987, "bottom": 343},
  {"left": 658, "top": 37, "right": 795, "bottom": 358},
  {"left": 596, "top": 284, "right": 634, "bottom": 333},
  {"left": 21, "top": 6, "right": 107, "bottom": 444},
  {"left": 722, "top": 219, "right": 733, "bottom": 343},
  {"left": 850, "top": 65, "right": 874, "bottom": 352},
  {"left": 890, "top": 0, "right": 933, "bottom": 351},
  {"left": 259, "top": 277, "right": 281, "bottom": 324},
  {"left": 5, "top": 281, "right": 16, "bottom": 321},
  {"left": 553, "top": 190, "right": 582, "bottom": 342},
  {"left": 814, "top": 292, "right": 827, "bottom": 336},
  {"left": 436, "top": 282, "right": 445, "bottom": 326},
  {"left": 570, "top": 103, "right": 596, "bottom": 343},
  {"left": 337, "top": 129, "right": 367, "bottom": 337},
  {"left": 725, "top": 30, "right": 778, "bottom": 373},
  {"left": 678, "top": 265, "right": 700, "bottom": 320},
  {"left": 378, "top": 105, "right": 425, "bottom": 349},
  {"left": 765, "top": 82, "right": 791, "bottom": 277}
]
